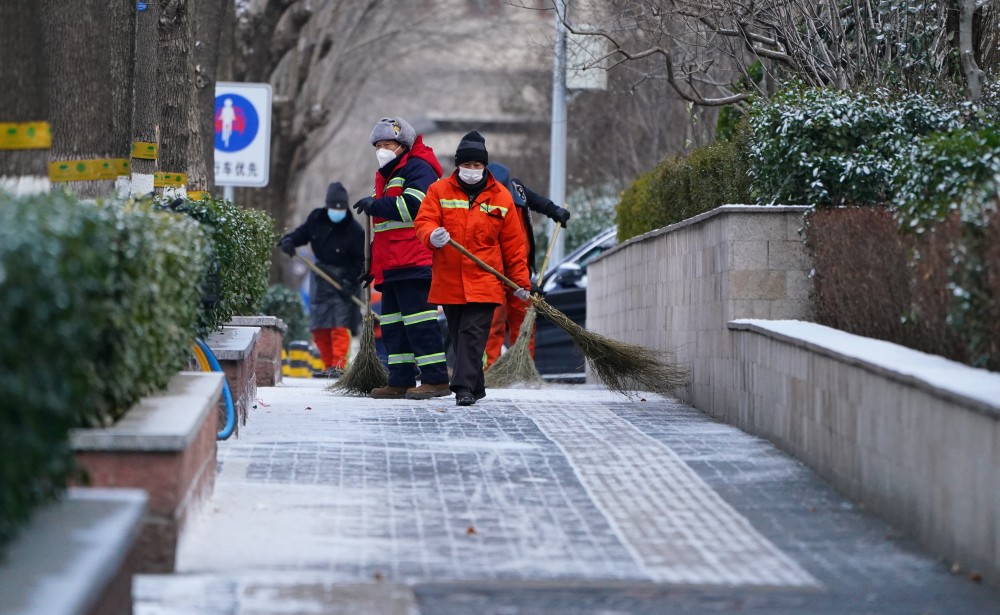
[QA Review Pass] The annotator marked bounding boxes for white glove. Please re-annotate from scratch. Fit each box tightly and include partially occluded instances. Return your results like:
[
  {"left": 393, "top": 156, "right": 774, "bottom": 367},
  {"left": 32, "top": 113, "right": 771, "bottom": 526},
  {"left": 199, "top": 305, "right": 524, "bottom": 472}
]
[
  {"left": 429, "top": 227, "right": 450, "bottom": 248},
  {"left": 514, "top": 287, "right": 531, "bottom": 301}
]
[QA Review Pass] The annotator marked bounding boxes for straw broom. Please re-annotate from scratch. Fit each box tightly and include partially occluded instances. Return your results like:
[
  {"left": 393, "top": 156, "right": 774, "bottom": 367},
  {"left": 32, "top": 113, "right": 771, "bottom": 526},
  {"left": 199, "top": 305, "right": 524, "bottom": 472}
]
[
  {"left": 295, "top": 254, "right": 380, "bottom": 319},
  {"left": 448, "top": 239, "right": 688, "bottom": 397},
  {"left": 328, "top": 216, "right": 388, "bottom": 395},
  {"left": 484, "top": 225, "right": 563, "bottom": 388}
]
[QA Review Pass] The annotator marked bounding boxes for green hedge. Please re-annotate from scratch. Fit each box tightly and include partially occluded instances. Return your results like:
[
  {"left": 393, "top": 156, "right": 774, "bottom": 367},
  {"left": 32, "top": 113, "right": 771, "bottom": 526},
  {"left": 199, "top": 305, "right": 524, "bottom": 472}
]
[
  {"left": 749, "top": 87, "right": 961, "bottom": 207},
  {"left": 162, "top": 195, "right": 275, "bottom": 333},
  {"left": 895, "top": 123, "right": 1000, "bottom": 232},
  {"left": 893, "top": 124, "right": 1000, "bottom": 367},
  {"left": 616, "top": 125, "right": 750, "bottom": 242},
  {"left": 0, "top": 191, "right": 207, "bottom": 554},
  {"left": 259, "top": 284, "right": 310, "bottom": 347}
]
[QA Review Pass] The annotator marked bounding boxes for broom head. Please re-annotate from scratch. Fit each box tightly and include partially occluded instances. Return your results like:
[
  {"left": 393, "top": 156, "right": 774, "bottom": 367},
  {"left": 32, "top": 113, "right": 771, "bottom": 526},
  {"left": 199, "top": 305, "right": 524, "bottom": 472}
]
[
  {"left": 532, "top": 298, "right": 687, "bottom": 397},
  {"left": 327, "top": 313, "right": 387, "bottom": 396},
  {"left": 484, "top": 305, "right": 543, "bottom": 388}
]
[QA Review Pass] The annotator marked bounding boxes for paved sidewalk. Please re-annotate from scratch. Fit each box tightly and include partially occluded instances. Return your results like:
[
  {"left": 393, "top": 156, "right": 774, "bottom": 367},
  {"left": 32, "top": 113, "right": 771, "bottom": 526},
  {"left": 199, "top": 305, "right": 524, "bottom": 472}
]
[{"left": 135, "top": 379, "right": 1000, "bottom": 614}]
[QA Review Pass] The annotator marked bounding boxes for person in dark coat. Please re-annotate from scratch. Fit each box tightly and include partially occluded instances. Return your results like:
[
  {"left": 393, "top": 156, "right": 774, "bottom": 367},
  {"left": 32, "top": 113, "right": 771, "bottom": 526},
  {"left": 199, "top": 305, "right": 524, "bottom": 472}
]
[
  {"left": 483, "top": 162, "right": 570, "bottom": 366},
  {"left": 279, "top": 181, "right": 365, "bottom": 375}
]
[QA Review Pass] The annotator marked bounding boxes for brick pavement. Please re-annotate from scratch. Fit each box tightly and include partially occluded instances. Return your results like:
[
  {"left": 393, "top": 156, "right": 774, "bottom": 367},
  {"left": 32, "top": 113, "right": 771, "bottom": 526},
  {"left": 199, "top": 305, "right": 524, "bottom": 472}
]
[{"left": 134, "top": 380, "right": 1000, "bottom": 614}]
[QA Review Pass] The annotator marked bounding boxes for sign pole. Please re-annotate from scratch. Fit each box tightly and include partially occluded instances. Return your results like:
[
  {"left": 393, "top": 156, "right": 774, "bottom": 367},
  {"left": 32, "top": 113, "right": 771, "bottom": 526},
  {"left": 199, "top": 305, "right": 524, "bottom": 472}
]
[{"left": 547, "top": 0, "right": 568, "bottom": 266}]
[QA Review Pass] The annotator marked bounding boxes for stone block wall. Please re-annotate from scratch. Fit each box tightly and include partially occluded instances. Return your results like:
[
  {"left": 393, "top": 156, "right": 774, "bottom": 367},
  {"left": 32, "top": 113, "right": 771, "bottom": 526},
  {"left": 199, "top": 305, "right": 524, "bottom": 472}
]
[
  {"left": 587, "top": 205, "right": 811, "bottom": 419},
  {"left": 588, "top": 205, "right": 1000, "bottom": 581},
  {"left": 730, "top": 320, "right": 1000, "bottom": 582}
]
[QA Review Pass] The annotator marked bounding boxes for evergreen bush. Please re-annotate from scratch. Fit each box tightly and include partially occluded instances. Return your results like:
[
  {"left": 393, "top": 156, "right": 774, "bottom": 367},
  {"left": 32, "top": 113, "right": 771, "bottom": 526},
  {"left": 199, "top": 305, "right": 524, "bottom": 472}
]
[
  {"left": 161, "top": 196, "right": 275, "bottom": 333},
  {"left": 0, "top": 191, "right": 206, "bottom": 554},
  {"left": 749, "top": 87, "right": 961, "bottom": 207},
  {"left": 895, "top": 123, "right": 1000, "bottom": 231},
  {"left": 893, "top": 126, "right": 1000, "bottom": 367},
  {"left": 259, "top": 284, "right": 310, "bottom": 346},
  {"left": 615, "top": 125, "right": 751, "bottom": 242}
]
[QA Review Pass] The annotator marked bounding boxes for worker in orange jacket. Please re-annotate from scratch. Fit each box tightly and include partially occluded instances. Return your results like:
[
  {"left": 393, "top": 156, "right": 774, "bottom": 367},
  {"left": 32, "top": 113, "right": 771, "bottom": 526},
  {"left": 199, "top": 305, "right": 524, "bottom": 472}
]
[{"left": 414, "top": 131, "right": 531, "bottom": 406}]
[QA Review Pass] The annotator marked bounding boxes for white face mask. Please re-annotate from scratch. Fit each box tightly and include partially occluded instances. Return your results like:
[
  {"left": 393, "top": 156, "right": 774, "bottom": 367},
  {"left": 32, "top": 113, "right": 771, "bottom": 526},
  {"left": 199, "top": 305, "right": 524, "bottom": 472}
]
[
  {"left": 375, "top": 146, "right": 399, "bottom": 168},
  {"left": 458, "top": 167, "right": 484, "bottom": 184}
]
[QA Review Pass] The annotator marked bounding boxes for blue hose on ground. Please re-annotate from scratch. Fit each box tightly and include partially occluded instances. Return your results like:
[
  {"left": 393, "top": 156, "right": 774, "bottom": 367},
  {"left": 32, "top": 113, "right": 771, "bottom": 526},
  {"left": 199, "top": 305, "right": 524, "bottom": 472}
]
[{"left": 195, "top": 338, "right": 237, "bottom": 440}]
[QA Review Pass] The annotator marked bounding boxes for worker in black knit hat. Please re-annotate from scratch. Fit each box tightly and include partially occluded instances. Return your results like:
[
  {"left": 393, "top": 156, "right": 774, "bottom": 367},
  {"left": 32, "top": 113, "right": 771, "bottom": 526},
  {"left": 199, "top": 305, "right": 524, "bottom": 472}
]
[{"left": 414, "top": 131, "right": 532, "bottom": 406}]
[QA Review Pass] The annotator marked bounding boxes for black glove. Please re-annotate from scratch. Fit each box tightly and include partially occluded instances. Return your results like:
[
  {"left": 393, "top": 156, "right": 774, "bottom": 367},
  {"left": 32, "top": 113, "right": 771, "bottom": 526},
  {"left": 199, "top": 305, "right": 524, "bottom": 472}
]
[
  {"left": 279, "top": 238, "right": 295, "bottom": 258},
  {"left": 552, "top": 207, "right": 571, "bottom": 228},
  {"left": 358, "top": 271, "right": 374, "bottom": 288},
  {"left": 352, "top": 197, "right": 376, "bottom": 215},
  {"left": 530, "top": 282, "right": 546, "bottom": 298}
]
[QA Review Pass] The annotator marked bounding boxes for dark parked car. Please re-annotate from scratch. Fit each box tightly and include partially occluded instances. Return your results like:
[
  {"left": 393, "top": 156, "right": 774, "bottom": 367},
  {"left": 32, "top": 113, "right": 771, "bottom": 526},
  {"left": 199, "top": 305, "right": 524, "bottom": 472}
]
[
  {"left": 436, "top": 227, "right": 618, "bottom": 381},
  {"left": 533, "top": 227, "right": 618, "bottom": 381}
]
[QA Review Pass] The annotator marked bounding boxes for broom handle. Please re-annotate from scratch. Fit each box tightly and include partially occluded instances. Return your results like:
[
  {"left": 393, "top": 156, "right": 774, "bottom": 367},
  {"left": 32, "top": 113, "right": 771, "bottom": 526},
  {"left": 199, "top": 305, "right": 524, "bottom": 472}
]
[
  {"left": 536, "top": 223, "right": 561, "bottom": 283},
  {"left": 364, "top": 213, "right": 373, "bottom": 316},
  {"left": 296, "top": 253, "right": 379, "bottom": 320},
  {"left": 447, "top": 239, "right": 525, "bottom": 293}
]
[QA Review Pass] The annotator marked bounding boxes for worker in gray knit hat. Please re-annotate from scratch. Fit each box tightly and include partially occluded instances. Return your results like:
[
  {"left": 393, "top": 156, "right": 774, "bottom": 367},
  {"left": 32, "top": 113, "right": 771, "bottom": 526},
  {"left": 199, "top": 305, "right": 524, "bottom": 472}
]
[{"left": 351, "top": 116, "right": 450, "bottom": 400}]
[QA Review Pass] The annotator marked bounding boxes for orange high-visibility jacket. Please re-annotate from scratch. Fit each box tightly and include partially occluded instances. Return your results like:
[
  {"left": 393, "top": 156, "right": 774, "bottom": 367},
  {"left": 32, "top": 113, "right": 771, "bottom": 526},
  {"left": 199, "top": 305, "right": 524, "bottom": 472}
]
[{"left": 414, "top": 172, "right": 530, "bottom": 305}]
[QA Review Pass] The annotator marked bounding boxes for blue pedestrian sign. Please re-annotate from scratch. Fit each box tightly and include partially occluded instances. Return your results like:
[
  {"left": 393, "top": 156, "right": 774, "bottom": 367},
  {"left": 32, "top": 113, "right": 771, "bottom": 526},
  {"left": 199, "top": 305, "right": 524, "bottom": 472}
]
[
  {"left": 214, "top": 82, "right": 271, "bottom": 187},
  {"left": 214, "top": 94, "right": 259, "bottom": 153}
]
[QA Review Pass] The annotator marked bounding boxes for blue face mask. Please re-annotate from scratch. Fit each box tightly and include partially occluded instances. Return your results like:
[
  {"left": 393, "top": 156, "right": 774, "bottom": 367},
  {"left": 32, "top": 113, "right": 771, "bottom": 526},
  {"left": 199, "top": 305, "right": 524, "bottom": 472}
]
[{"left": 327, "top": 209, "right": 347, "bottom": 223}]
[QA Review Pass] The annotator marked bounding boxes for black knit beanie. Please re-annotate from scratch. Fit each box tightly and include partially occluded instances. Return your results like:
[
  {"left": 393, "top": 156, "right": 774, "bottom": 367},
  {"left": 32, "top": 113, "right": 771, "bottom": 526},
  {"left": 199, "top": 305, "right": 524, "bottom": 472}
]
[
  {"left": 454, "top": 130, "right": 488, "bottom": 166},
  {"left": 325, "top": 182, "right": 348, "bottom": 209}
]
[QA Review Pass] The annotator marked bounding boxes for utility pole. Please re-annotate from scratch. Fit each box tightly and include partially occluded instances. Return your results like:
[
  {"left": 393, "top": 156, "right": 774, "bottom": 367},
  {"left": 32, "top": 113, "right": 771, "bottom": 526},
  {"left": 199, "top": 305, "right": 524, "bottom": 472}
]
[{"left": 547, "top": 0, "right": 568, "bottom": 266}]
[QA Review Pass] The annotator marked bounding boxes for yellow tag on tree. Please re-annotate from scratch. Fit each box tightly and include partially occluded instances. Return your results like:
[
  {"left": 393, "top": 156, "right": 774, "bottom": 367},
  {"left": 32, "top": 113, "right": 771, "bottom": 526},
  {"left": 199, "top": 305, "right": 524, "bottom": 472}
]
[
  {"left": 0, "top": 122, "right": 51, "bottom": 150},
  {"left": 131, "top": 141, "right": 158, "bottom": 159},
  {"left": 154, "top": 172, "right": 187, "bottom": 187},
  {"left": 48, "top": 158, "right": 131, "bottom": 182}
]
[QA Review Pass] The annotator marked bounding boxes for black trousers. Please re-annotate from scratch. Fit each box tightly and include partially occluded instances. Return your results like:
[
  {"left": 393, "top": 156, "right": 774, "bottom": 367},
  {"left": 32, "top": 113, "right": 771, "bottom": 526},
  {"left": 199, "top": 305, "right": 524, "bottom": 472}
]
[
  {"left": 443, "top": 303, "right": 497, "bottom": 397},
  {"left": 380, "top": 278, "right": 449, "bottom": 387}
]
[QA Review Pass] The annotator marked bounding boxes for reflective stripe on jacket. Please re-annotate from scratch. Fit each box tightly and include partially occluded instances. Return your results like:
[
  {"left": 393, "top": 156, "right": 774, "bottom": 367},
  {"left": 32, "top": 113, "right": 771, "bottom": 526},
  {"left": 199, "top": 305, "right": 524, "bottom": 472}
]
[{"left": 414, "top": 172, "right": 530, "bottom": 305}]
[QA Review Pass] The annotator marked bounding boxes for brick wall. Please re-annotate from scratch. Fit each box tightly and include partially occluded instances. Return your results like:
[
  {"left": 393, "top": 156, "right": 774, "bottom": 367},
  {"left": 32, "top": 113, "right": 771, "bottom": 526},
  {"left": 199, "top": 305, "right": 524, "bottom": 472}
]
[{"left": 72, "top": 372, "right": 222, "bottom": 573}]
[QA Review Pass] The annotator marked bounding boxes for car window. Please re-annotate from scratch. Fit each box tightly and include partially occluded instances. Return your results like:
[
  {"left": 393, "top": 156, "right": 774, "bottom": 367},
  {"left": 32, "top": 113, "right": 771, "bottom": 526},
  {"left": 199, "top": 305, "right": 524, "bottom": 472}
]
[
  {"left": 540, "top": 228, "right": 617, "bottom": 289},
  {"left": 577, "top": 238, "right": 617, "bottom": 272}
]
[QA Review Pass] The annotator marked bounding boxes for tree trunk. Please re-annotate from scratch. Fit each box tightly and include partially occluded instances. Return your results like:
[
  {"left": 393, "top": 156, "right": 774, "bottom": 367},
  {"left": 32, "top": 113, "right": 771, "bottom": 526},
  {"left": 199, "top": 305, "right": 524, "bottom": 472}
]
[
  {"left": 130, "top": 0, "right": 160, "bottom": 196},
  {"left": 157, "top": 0, "right": 193, "bottom": 196},
  {"left": 109, "top": 0, "right": 136, "bottom": 195},
  {"left": 41, "top": 0, "right": 117, "bottom": 198},
  {"left": 958, "top": 0, "right": 983, "bottom": 102},
  {"left": 0, "top": 0, "right": 49, "bottom": 193},
  {"left": 187, "top": 0, "right": 225, "bottom": 194}
]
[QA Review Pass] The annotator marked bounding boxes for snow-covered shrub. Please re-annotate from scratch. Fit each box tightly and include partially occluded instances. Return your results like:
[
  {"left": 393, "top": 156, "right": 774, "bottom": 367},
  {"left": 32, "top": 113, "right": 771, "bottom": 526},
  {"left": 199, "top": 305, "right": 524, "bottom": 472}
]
[
  {"left": 895, "top": 124, "right": 1000, "bottom": 232},
  {"left": 749, "top": 87, "right": 961, "bottom": 206}
]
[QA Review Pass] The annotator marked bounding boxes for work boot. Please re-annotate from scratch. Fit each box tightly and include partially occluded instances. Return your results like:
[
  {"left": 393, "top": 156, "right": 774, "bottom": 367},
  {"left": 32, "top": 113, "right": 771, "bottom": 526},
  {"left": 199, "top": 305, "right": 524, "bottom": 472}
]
[
  {"left": 455, "top": 388, "right": 475, "bottom": 406},
  {"left": 405, "top": 382, "right": 452, "bottom": 400},
  {"left": 370, "top": 385, "right": 409, "bottom": 399}
]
